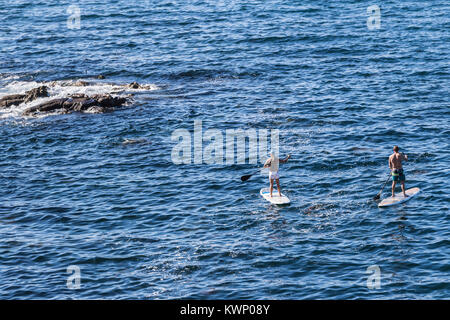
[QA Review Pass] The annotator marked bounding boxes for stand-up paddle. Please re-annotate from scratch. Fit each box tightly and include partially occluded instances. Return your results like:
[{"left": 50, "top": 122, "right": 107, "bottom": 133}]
[
  {"left": 373, "top": 174, "right": 391, "bottom": 200},
  {"left": 241, "top": 170, "right": 261, "bottom": 182}
]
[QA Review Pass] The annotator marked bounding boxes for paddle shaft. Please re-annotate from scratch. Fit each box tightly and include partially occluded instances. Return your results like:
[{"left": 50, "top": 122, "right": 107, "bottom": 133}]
[
  {"left": 374, "top": 175, "right": 391, "bottom": 199},
  {"left": 248, "top": 170, "right": 261, "bottom": 178},
  {"left": 241, "top": 170, "right": 262, "bottom": 181}
]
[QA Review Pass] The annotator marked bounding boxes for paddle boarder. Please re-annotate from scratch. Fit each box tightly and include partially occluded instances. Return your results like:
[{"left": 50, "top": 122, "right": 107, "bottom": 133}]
[
  {"left": 263, "top": 152, "right": 291, "bottom": 198},
  {"left": 389, "top": 146, "right": 408, "bottom": 198}
]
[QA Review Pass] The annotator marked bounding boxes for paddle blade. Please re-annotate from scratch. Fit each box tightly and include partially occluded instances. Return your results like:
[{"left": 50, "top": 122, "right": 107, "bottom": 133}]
[
  {"left": 373, "top": 194, "right": 381, "bottom": 200},
  {"left": 241, "top": 174, "right": 252, "bottom": 182}
]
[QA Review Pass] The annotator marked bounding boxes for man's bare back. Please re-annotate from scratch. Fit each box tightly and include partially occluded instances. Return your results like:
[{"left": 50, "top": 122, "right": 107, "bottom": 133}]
[{"left": 389, "top": 152, "right": 407, "bottom": 170}]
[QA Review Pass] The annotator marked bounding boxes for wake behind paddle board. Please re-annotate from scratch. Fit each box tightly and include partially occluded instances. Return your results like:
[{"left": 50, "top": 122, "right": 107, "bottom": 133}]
[
  {"left": 378, "top": 187, "right": 420, "bottom": 208},
  {"left": 260, "top": 188, "right": 290, "bottom": 205}
]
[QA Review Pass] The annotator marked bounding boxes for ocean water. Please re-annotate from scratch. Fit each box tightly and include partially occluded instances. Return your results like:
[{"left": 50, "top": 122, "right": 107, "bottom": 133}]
[{"left": 0, "top": 0, "right": 449, "bottom": 299}]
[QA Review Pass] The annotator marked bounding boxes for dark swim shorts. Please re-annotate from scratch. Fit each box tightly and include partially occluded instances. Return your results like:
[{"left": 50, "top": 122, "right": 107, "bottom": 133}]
[{"left": 392, "top": 169, "right": 406, "bottom": 182}]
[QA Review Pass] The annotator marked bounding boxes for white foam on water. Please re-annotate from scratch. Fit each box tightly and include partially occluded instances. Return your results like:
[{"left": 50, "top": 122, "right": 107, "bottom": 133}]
[{"left": 0, "top": 74, "right": 22, "bottom": 83}]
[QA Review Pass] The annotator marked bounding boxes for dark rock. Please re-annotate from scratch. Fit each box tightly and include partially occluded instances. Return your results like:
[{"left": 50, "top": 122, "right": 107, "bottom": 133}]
[
  {"left": 23, "top": 94, "right": 129, "bottom": 116},
  {"left": 0, "top": 86, "right": 48, "bottom": 109},
  {"left": 24, "top": 86, "right": 49, "bottom": 103},
  {"left": 125, "top": 82, "right": 155, "bottom": 90},
  {"left": 73, "top": 98, "right": 97, "bottom": 112},
  {"left": 91, "top": 94, "right": 127, "bottom": 109},
  {"left": 97, "top": 75, "right": 105, "bottom": 79},
  {"left": 22, "top": 98, "right": 66, "bottom": 116},
  {"left": 0, "top": 96, "right": 25, "bottom": 108},
  {"left": 128, "top": 82, "right": 140, "bottom": 89}
]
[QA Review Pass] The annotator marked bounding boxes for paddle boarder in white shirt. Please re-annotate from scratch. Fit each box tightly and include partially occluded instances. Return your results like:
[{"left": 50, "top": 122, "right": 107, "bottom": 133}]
[{"left": 263, "top": 152, "right": 291, "bottom": 198}]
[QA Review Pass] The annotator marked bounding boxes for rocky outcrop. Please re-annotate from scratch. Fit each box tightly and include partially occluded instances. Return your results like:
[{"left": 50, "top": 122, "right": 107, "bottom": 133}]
[
  {"left": 0, "top": 80, "right": 154, "bottom": 116},
  {"left": 22, "top": 93, "right": 129, "bottom": 116},
  {"left": 0, "top": 86, "right": 49, "bottom": 109}
]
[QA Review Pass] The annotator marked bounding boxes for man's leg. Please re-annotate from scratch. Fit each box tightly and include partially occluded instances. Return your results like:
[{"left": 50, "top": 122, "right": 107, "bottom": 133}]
[
  {"left": 392, "top": 181, "right": 397, "bottom": 197},
  {"left": 270, "top": 178, "right": 274, "bottom": 197},
  {"left": 275, "top": 179, "right": 282, "bottom": 197},
  {"left": 401, "top": 181, "right": 408, "bottom": 197},
  {"left": 400, "top": 170, "right": 408, "bottom": 197}
]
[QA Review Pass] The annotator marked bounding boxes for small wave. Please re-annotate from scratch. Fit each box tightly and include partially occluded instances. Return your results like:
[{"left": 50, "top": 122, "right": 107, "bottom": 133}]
[
  {"left": 121, "top": 138, "right": 152, "bottom": 146},
  {"left": 167, "top": 69, "right": 238, "bottom": 81},
  {"left": 0, "top": 73, "right": 22, "bottom": 82}
]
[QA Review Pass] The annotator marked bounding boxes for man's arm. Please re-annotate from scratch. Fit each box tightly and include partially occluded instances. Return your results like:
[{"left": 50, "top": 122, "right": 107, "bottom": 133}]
[
  {"left": 280, "top": 154, "right": 291, "bottom": 164},
  {"left": 263, "top": 158, "right": 271, "bottom": 168},
  {"left": 389, "top": 156, "right": 393, "bottom": 170}
]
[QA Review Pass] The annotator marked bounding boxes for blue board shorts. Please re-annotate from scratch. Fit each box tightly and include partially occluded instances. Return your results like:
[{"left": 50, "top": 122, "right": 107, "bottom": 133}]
[{"left": 392, "top": 169, "right": 405, "bottom": 182}]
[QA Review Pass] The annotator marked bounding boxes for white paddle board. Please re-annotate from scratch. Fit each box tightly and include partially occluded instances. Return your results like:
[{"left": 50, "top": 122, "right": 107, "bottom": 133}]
[
  {"left": 260, "top": 188, "right": 290, "bottom": 205},
  {"left": 378, "top": 187, "right": 420, "bottom": 208}
]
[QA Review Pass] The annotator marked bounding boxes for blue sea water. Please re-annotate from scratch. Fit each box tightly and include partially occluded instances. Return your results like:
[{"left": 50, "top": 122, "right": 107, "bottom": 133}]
[{"left": 0, "top": 0, "right": 449, "bottom": 299}]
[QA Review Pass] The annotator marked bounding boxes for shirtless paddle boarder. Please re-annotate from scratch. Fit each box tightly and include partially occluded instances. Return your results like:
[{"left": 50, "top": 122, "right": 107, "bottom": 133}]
[{"left": 389, "top": 146, "right": 408, "bottom": 198}]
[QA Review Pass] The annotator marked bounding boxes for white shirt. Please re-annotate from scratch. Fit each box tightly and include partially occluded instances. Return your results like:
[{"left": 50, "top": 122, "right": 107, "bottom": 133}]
[{"left": 268, "top": 156, "right": 279, "bottom": 172}]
